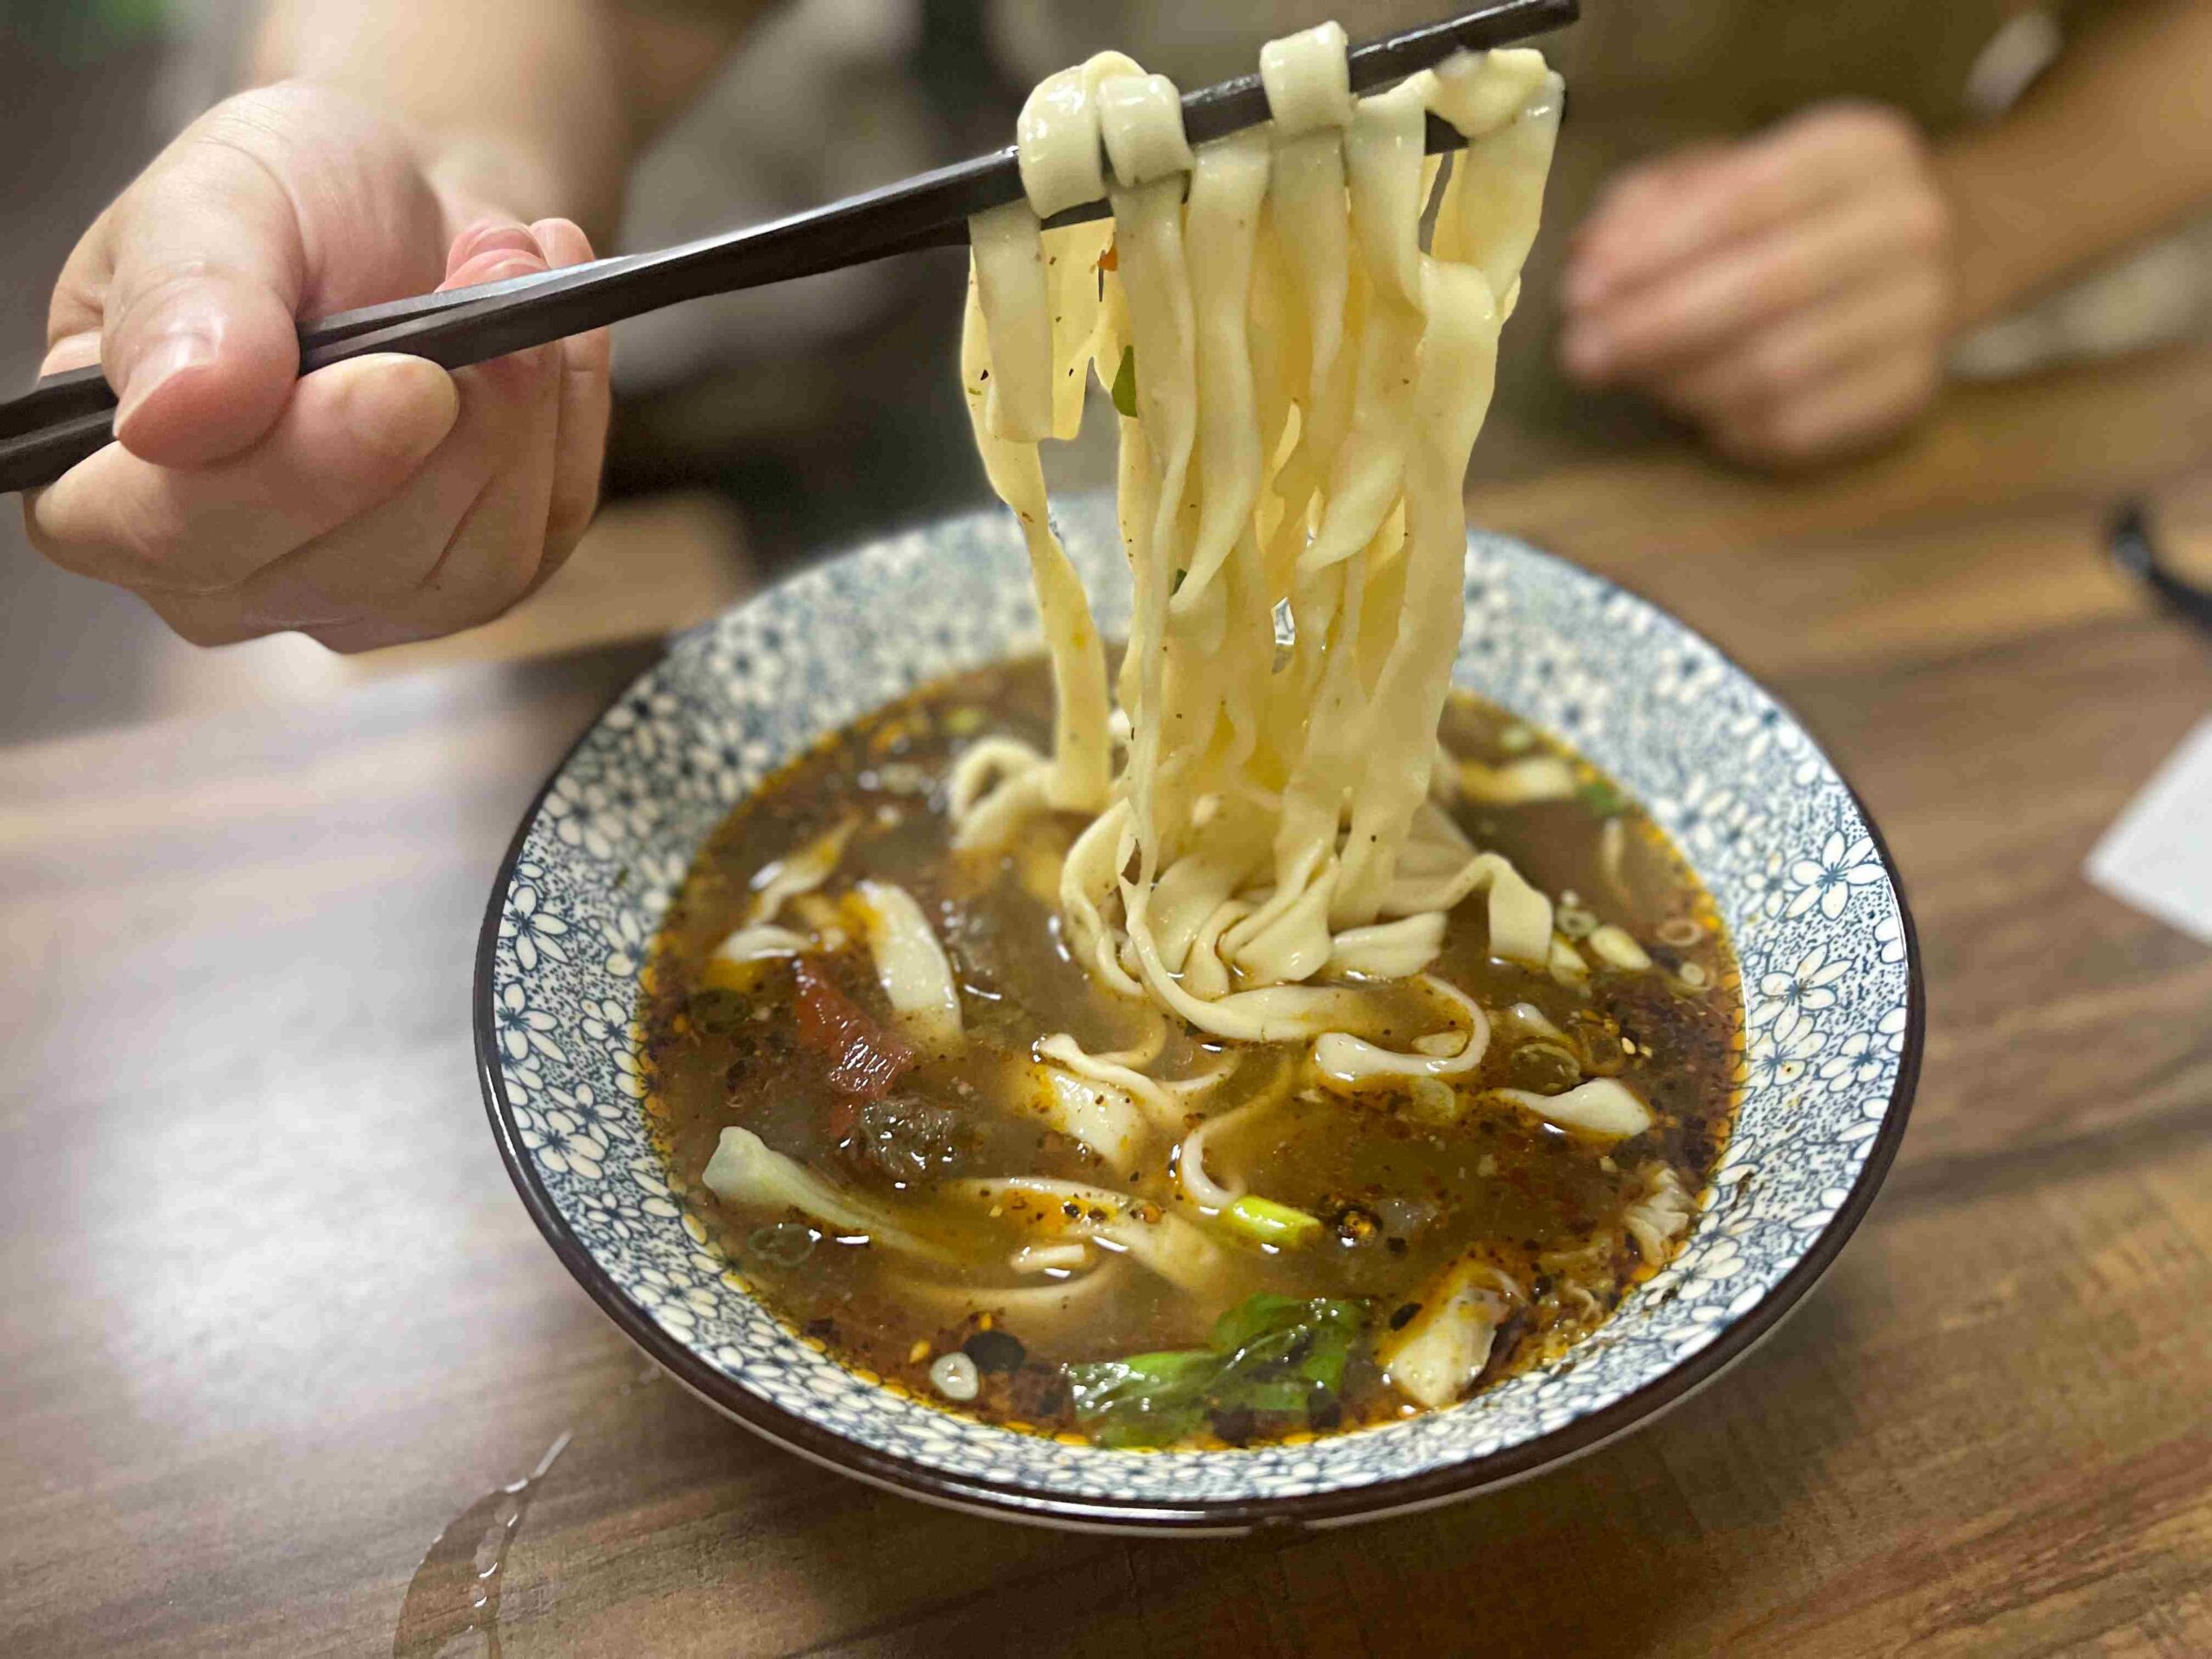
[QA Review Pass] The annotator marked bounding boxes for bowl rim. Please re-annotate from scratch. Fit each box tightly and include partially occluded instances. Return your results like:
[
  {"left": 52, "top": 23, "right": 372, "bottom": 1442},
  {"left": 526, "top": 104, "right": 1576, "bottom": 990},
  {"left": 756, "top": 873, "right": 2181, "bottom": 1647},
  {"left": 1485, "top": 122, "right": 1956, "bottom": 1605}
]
[{"left": 475, "top": 539, "right": 1924, "bottom": 1534}]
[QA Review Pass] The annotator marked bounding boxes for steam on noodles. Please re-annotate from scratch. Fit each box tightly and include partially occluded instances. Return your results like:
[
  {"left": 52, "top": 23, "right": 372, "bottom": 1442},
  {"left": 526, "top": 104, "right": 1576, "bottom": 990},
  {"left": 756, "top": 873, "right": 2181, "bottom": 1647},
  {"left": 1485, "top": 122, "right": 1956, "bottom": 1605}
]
[{"left": 957, "top": 27, "right": 1567, "bottom": 1083}]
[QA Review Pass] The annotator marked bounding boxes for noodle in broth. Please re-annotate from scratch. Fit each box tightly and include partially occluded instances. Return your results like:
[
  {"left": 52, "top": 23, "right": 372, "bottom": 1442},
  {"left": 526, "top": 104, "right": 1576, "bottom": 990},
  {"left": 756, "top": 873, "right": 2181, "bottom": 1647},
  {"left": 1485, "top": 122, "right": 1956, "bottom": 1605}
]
[{"left": 642, "top": 28, "right": 1746, "bottom": 1448}]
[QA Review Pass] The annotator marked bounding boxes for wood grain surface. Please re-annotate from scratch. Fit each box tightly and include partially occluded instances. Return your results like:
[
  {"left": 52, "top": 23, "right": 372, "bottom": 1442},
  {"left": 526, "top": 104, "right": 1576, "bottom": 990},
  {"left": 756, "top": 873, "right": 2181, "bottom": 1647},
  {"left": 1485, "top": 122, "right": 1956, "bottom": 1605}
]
[{"left": 3, "top": 346, "right": 2210, "bottom": 1658}]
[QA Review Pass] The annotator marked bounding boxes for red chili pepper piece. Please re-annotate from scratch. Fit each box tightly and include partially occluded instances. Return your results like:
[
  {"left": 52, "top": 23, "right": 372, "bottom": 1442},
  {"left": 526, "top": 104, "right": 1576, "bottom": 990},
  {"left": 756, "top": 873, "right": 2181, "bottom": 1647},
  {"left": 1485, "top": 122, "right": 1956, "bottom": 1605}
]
[{"left": 791, "top": 957, "right": 916, "bottom": 1101}]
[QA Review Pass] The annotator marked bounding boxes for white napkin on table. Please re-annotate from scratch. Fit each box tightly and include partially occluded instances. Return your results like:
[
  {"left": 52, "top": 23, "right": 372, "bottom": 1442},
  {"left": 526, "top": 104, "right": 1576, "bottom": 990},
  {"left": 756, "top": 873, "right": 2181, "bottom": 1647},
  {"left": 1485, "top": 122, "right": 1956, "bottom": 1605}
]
[{"left": 2087, "top": 715, "right": 2212, "bottom": 944}]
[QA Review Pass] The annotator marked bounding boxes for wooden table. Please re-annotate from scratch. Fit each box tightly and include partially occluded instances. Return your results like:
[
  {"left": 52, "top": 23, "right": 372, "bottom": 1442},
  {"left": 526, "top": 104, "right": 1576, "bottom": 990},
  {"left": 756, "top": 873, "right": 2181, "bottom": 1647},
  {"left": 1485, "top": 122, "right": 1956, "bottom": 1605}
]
[{"left": 4, "top": 345, "right": 2210, "bottom": 1657}]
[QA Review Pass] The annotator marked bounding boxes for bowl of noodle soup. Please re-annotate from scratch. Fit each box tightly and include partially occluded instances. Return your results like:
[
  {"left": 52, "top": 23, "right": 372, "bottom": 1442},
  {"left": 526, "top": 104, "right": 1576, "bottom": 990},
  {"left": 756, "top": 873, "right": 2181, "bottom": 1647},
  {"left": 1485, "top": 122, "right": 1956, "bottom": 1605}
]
[
  {"left": 479, "top": 29, "right": 1918, "bottom": 1530},
  {"left": 479, "top": 496, "right": 1920, "bottom": 1531}
]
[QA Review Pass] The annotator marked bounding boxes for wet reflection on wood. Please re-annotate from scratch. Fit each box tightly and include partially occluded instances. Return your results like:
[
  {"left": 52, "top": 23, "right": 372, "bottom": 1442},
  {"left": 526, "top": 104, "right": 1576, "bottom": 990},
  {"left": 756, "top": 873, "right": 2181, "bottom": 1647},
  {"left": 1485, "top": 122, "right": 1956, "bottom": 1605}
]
[{"left": 391, "top": 1432, "right": 569, "bottom": 1659}]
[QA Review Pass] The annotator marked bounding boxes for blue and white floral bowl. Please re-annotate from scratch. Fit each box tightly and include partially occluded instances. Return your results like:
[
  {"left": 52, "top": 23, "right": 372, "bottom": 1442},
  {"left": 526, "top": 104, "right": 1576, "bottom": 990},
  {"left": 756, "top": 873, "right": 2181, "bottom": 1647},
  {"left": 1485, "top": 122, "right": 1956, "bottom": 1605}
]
[{"left": 478, "top": 495, "right": 1921, "bottom": 1533}]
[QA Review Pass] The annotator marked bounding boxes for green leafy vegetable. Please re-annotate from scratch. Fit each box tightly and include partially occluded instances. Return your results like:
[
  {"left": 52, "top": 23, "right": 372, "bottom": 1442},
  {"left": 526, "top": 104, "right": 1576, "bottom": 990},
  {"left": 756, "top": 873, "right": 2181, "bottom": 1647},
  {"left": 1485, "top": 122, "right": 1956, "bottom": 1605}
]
[
  {"left": 1064, "top": 1350, "right": 1217, "bottom": 1448},
  {"left": 1065, "top": 1294, "right": 1367, "bottom": 1448},
  {"left": 1210, "top": 1293, "right": 1325, "bottom": 1354},
  {"left": 1110, "top": 346, "right": 1138, "bottom": 417}
]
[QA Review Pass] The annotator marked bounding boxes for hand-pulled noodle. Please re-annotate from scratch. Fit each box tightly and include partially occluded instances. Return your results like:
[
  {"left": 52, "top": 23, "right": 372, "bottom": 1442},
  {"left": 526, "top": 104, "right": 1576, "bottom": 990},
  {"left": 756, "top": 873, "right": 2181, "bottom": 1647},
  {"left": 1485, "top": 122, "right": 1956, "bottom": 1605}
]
[
  {"left": 957, "top": 31, "right": 1567, "bottom": 1075},
  {"left": 649, "top": 29, "right": 1748, "bottom": 1445}
]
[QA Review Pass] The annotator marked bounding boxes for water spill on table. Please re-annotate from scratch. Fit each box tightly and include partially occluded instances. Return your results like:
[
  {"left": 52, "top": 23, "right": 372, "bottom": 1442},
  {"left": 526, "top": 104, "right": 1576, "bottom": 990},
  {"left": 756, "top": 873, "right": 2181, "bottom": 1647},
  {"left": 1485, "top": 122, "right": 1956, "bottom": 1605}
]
[{"left": 392, "top": 1363, "right": 660, "bottom": 1658}]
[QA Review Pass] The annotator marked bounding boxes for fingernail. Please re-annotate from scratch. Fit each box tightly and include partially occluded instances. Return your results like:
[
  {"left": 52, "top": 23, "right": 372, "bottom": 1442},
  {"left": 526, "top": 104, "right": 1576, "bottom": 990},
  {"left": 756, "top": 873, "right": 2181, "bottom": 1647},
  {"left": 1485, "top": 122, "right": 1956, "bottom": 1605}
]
[
  {"left": 484, "top": 251, "right": 547, "bottom": 280},
  {"left": 1560, "top": 323, "right": 1611, "bottom": 382},
  {"left": 530, "top": 217, "right": 593, "bottom": 270},
  {"left": 115, "top": 327, "right": 216, "bottom": 433},
  {"left": 330, "top": 354, "right": 460, "bottom": 464}
]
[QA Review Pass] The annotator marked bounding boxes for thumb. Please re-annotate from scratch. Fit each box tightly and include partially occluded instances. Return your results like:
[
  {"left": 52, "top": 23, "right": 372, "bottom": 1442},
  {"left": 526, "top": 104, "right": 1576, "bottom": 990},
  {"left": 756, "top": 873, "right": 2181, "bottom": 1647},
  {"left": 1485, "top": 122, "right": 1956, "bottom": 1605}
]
[{"left": 99, "top": 133, "right": 307, "bottom": 467}]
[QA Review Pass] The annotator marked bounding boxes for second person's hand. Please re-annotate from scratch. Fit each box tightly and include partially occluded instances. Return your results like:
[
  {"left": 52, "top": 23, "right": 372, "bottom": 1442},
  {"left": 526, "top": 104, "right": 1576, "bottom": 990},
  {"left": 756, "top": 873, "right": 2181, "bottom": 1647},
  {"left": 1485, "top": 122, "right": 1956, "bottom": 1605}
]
[
  {"left": 23, "top": 81, "right": 612, "bottom": 652},
  {"left": 1560, "top": 103, "right": 1954, "bottom": 469}
]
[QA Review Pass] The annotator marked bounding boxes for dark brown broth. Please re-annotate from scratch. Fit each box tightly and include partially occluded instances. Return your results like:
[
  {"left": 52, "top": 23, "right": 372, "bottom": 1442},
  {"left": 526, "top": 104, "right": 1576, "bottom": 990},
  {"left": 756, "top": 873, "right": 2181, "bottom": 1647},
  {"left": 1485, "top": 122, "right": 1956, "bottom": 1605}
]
[{"left": 642, "top": 658, "right": 1742, "bottom": 1446}]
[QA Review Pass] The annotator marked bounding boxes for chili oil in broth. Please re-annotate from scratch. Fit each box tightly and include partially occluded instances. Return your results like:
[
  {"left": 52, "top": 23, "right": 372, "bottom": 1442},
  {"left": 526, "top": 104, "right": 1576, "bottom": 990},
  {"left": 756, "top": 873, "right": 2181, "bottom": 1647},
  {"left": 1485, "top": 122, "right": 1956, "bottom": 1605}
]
[{"left": 641, "top": 658, "right": 1742, "bottom": 1447}]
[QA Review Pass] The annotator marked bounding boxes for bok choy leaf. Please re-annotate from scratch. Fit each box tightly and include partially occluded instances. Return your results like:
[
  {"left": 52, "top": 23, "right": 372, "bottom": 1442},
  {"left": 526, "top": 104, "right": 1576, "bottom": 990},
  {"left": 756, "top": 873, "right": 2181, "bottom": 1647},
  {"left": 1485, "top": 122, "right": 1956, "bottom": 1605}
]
[{"left": 1064, "top": 1294, "right": 1368, "bottom": 1448}]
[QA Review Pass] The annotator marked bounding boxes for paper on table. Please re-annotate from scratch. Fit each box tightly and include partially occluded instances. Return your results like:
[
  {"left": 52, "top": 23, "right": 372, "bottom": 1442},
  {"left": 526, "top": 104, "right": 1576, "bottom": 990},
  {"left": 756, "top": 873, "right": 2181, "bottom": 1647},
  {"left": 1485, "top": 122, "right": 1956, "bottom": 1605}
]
[{"left": 2086, "top": 714, "right": 2212, "bottom": 945}]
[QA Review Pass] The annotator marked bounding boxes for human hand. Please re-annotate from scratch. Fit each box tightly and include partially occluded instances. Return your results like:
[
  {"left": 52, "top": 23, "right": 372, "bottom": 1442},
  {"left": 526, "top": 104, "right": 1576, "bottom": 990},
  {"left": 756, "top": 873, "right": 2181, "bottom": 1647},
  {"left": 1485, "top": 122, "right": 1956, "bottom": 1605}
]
[
  {"left": 1560, "top": 103, "right": 1954, "bottom": 468},
  {"left": 24, "top": 82, "right": 611, "bottom": 651}
]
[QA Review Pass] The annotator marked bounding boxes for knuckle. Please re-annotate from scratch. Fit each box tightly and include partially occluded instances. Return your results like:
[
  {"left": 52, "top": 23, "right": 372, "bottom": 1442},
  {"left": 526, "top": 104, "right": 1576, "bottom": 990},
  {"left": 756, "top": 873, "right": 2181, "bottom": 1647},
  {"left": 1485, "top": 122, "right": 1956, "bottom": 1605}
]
[
  {"left": 193, "top": 81, "right": 380, "bottom": 170},
  {"left": 202, "top": 82, "right": 313, "bottom": 130},
  {"left": 107, "top": 257, "right": 225, "bottom": 340},
  {"left": 193, "top": 92, "right": 293, "bottom": 153},
  {"left": 148, "top": 116, "right": 291, "bottom": 219}
]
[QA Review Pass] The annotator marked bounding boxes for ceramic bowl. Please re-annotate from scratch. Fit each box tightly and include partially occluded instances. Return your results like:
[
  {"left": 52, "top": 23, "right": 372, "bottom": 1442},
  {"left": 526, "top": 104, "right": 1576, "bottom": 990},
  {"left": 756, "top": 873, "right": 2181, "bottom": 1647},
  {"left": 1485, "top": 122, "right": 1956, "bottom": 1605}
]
[{"left": 478, "top": 494, "right": 1921, "bottom": 1533}]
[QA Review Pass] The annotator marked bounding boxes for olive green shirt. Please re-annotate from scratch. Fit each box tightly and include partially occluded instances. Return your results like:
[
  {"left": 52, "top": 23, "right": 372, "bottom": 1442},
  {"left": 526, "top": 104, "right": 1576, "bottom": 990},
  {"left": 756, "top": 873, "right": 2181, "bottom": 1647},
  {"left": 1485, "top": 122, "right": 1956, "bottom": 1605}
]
[{"left": 996, "top": 0, "right": 2074, "bottom": 472}]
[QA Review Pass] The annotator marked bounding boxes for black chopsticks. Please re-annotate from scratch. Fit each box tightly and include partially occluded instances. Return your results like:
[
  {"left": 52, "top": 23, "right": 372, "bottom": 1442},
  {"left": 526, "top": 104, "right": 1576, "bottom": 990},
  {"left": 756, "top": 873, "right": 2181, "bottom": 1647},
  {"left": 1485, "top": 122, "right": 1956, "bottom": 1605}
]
[{"left": 1, "top": 0, "right": 1573, "bottom": 496}]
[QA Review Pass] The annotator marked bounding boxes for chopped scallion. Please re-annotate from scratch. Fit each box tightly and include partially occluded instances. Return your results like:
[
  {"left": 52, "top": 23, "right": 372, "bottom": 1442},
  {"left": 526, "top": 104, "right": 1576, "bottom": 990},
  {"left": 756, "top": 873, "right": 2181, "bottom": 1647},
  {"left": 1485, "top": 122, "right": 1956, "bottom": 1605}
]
[{"left": 1221, "top": 1195, "right": 1323, "bottom": 1248}]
